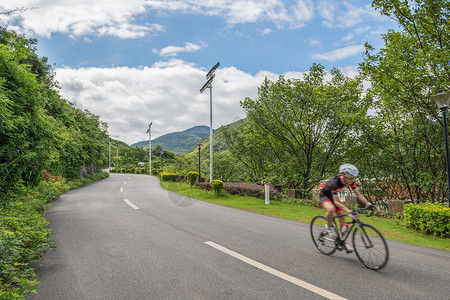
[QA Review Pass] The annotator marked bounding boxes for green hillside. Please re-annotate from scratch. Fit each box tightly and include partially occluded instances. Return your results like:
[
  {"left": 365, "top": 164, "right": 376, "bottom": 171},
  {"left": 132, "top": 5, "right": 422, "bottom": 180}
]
[
  {"left": 131, "top": 121, "right": 245, "bottom": 155},
  {"left": 132, "top": 125, "right": 210, "bottom": 154}
]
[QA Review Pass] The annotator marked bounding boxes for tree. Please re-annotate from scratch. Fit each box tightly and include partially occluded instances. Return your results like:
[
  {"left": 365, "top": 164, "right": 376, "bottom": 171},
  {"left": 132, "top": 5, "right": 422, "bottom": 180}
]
[
  {"left": 359, "top": 0, "right": 449, "bottom": 202},
  {"left": 225, "top": 64, "right": 370, "bottom": 195}
]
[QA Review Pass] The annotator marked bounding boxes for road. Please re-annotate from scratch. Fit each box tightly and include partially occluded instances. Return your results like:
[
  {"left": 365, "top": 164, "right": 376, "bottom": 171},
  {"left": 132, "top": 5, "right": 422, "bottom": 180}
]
[{"left": 30, "top": 174, "right": 450, "bottom": 299}]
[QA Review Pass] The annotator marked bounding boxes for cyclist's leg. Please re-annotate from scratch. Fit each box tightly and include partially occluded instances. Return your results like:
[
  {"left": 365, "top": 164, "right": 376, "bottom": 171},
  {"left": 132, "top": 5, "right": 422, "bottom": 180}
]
[
  {"left": 319, "top": 194, "right": 335, "bottom": 227},
  {"left": 336, "top": 209, "right": 346, "bottom": 238}
]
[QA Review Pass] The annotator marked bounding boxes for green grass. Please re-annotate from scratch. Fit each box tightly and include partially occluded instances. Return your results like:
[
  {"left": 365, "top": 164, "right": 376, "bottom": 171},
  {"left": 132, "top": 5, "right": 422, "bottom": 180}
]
[{"left": 161, "top": 181, "right": 449, "bottom": 251}]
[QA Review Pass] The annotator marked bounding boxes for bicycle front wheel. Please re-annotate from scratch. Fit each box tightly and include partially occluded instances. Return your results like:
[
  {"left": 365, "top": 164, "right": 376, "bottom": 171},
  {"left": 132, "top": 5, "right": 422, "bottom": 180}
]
[
  {"left": 310, "top": 215, "right": 337, "bottom": 255},
  {"left": 352, "top": 224, "right": 389, "bottom": 270}
]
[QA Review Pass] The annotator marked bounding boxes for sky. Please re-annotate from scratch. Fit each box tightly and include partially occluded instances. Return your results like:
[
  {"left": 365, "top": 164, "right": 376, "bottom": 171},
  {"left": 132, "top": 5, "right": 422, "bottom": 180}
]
[{"left": 0, "top": 0, "right": 397, "bottom": 145}]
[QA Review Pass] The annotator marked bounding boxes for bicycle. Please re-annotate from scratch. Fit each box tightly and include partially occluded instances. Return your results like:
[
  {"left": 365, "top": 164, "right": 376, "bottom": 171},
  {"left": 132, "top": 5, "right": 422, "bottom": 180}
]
[{"left": 310, "top": 206, "right": 389, "bottom": 270}]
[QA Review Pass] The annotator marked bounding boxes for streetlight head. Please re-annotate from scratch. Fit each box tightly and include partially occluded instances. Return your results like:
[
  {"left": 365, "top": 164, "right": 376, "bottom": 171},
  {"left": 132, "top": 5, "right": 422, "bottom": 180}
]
[
  {"left": 432, "top": 89, "right": 450, "bottom": 110},
  {"left": 206, "top": 62, "right": 220, "bottom": 79},
  {"left": 198, "top": 144, "right": 202, "bottom": 149},
  {"left": 146, "top": 122, "right": 153, "bottom": 133},
  {"left": 200, "top": 75, "right": 215, "bottom": 93}
]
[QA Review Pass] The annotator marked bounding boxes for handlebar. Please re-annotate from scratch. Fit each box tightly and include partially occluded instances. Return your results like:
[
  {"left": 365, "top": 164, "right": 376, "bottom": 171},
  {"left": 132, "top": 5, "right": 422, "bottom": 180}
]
[{"left": 348, "top": 206, "right": 376, "bottom": 218}]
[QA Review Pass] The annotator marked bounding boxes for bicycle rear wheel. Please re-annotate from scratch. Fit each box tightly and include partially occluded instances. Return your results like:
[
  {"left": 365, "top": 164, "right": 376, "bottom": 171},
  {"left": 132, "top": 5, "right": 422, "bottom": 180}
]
[
  {"left": 310, "top": 215, "right": 337, "bottom": 255},
  {"left": 352, "top": 224, "right": 389, "bottom": 270}
]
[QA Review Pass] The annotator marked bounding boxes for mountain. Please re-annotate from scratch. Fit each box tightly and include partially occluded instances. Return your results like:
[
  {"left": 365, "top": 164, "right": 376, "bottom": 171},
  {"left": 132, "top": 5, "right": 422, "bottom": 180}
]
[{"left": 131, "top": 125, "right": 210, "bottom": 154}]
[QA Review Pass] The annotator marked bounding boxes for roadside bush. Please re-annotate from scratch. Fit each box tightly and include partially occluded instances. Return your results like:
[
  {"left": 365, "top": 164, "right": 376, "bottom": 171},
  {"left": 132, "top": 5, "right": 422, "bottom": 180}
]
[
  {"left": 404, "top": 202, "right": 450, "bottom": 237},
  {"left": 211, "top": 180, "right": 224, "bottom": 196},
  {"left": 140, "top": 168, "right": 146, "bottom": 174},
  {"left": 130, "top": 167, "right": 136, "bottom": 174},
  {"left": 67, "top": 171, "right": 109, "bottom": 190},
  {"left": 223, "top": 182, "right": 280, "bottom": 199},
  {"left": 186, "top": 171, "right": 199, "bottom": 186},
  {"left": 0, "top": 193, "right": 55, "bottom": 298},
  {"left": 195, "top": 182, "right": 211, "bottom": 190},
  {"left": 160, "top": 172, "right": 179, "bottom": 182}
]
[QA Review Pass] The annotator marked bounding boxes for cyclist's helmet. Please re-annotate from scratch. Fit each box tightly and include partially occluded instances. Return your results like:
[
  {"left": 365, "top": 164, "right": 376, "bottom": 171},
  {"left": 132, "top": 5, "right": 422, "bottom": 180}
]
[{"left": 339, "top": 164, "right": 358, "bottom": 178}]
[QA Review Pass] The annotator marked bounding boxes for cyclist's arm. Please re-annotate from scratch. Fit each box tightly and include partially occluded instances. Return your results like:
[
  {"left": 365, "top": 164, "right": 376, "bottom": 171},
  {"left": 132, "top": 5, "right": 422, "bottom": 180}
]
[
  {"left": 354, "top": 188, "right": 369, "bottom": 205},
  {"left": 354, "top": 188, "right": 379, "bottom": 211}
]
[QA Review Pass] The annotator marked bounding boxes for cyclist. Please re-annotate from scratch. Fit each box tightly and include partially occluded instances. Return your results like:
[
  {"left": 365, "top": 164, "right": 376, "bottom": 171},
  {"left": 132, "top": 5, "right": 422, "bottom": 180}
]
[{"left": 319, "top": 164, "right": 376, "bottom": 252}]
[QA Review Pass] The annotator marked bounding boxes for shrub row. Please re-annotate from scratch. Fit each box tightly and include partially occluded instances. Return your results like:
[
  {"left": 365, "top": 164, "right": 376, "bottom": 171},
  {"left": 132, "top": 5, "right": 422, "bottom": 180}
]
[
  {"left": 160, "top": 172, "right": 180, "bottom": 182},
  {"left": 404, "top": 202, "right": 450, "bottom": 237},
  {"left": 195, "top": 182, "right": 281, "bottom": 199},
  {"left": 223, "top": 182, "right": 280, "bottom": 199},
  {"left": 110, "top": 168, "right": 147, "bottom": 174}
]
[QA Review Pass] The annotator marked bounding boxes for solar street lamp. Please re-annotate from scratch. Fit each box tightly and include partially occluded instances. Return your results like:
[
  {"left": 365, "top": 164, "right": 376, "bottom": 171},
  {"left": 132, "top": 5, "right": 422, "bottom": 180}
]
[
  {"left": 146, "top": 122, "right": 153, "bottom": 175},
  {"left": 197, "top": 144, "right": 202, "bottom": 181},
  {"left": 431, "top": 89, "right": 450, "bottom": 207},
  {"left": 200, "top": 62, "right": 220, "bottom": 183}
]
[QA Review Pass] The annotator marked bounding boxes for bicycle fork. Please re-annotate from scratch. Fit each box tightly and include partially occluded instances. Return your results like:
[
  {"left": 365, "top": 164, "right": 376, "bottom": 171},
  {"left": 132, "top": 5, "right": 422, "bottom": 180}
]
[{"left": 355, "top": 223, "right": 374, "bottom": 249}]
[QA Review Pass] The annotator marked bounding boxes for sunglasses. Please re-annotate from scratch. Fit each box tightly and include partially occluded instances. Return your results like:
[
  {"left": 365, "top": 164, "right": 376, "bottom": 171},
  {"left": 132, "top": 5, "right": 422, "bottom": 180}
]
[{"left": 346, "top": 176, "right": 356, "bottom": 180}]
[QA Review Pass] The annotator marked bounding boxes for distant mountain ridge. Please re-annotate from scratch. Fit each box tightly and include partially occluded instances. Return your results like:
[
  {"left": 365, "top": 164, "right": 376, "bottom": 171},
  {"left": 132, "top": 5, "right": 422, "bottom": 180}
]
[{"left": 131, "top": 125, "right": 210, "bottom": 154}]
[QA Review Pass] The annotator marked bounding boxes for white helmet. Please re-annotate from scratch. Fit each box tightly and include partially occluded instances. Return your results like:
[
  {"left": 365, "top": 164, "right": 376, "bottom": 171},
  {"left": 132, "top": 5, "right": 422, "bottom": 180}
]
[{"left": 339, "top": 164, "right": 359, "bottom": 178}]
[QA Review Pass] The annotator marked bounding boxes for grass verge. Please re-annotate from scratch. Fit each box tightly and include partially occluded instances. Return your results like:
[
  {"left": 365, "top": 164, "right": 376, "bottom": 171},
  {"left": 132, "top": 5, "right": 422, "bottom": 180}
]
[{"left": 161, "top": 181, "right": 449, "bottom": 252}]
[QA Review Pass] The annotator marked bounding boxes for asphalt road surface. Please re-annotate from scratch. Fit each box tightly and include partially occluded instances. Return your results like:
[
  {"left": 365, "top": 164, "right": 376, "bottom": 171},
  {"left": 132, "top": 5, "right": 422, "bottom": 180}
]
[{"left": 29, "top": 174, "right": 450, "bottom": 299}]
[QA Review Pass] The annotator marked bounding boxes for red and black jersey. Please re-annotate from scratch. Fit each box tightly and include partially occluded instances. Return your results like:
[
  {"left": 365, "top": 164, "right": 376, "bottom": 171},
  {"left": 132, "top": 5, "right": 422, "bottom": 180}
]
[{"left": 319, "top": 174, "right": 356, "bottom": 199}]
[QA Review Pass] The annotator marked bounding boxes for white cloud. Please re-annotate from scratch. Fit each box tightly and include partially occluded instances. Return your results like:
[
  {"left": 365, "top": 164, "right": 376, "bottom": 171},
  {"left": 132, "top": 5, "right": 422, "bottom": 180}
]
[
  {"left": 54, "top": 60, "right": 268, "bottom": 144},
  {"left": 0, "top": 0, "right": 164, "bottom": 39},
  {"left": 317, "top": 0, "right": 386, "bottom": 29},
  {"left": 259, "top": 28, "right": 273, "bottom": 35},
  {"left": 146, "top": 0, "right": 314, "bottom": 28},
  {"left": 157, "top": 42, "right": 205, "bottom": 57},
  {"left": 0, "top": 0, "right": 317, "bottom": 39},
  {"left": 307, "top": 38, "right": 322, "bottom": 47},
  {"left": 53, "top": 58, "right": 361, "bottom": 145},
  {"left": 311, "top": 44, "right": 364, "bottom": 62}
]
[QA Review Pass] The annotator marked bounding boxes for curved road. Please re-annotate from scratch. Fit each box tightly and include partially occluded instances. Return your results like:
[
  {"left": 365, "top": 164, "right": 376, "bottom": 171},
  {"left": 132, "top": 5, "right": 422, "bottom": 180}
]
[{"left": 30, "top": 174, "right": 450, "bottom": 299}]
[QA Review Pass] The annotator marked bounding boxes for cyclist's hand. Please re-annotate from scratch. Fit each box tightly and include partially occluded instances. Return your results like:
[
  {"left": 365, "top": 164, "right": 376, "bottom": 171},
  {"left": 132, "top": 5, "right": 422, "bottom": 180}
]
[
  {"left": 348, "top": 212, "right": 358, "bottom": 219},
  {"left": 367, "top": 202, "right": 379, "bottom": 212}
]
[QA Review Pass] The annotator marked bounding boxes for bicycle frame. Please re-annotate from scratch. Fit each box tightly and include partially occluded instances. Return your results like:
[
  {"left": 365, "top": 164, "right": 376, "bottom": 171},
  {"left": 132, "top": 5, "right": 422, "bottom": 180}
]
[
  {"left": 330, "top": 207, "right": 375, "bottom": 251},
  {"left": 330, "top": 216, "right": 356, "bottom": 251}
]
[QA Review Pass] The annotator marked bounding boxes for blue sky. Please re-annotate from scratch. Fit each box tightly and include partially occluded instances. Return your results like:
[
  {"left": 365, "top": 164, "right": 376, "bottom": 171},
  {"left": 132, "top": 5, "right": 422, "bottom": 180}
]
[{"left": 1, "top": 1, "right": 397, "bottom": 145}]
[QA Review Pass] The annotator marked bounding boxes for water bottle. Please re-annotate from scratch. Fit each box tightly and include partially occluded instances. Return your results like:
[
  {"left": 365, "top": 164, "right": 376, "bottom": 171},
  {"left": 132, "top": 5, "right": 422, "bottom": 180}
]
[{"left": 341, "top": 223, "right": 350, "bottom": 236}]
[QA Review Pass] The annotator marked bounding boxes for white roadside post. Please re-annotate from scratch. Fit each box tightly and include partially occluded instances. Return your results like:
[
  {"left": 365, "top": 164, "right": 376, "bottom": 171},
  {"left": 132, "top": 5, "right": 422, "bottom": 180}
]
[
  {"left": 265, "top": 183, "right": 270, "bottom": 205},
  {"left": 146, "top": 122, "right": 152, "bottom": 175}
]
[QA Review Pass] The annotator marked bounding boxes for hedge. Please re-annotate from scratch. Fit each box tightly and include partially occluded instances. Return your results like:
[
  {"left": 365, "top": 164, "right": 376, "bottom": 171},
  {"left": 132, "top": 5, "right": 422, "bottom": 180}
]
[
  {"left": 160, "top": 172, "right": 179, "bottom": 182},
  {"left": 195, "top": 182, "right": 281, "bottom": 199},
  {"left": 223, "top": 182, "right": 280, "bottom": 199},
  {"left": 404, "top": 202, "right": 450, "bottom": 237}
]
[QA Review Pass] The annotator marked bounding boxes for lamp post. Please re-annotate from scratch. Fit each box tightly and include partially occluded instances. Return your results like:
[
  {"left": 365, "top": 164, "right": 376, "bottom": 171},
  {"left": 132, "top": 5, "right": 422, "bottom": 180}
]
[
  {"left": 432, "top": 89, "right": 450, "bottom": 207},
  {"left": 200, "top": 62, "right": 220, "bottom": 183},
  {"left": 108, "top": 137, "right": 111, "bottom": 170},
  {"left": 197, "top": 144, "right": 202, "bottom": 181},
  {"left": 146, "top": 122, "right": 152, "bottom": 175},
  {"left": 160, "top": 150, "right": 164, "bottom": 172}
]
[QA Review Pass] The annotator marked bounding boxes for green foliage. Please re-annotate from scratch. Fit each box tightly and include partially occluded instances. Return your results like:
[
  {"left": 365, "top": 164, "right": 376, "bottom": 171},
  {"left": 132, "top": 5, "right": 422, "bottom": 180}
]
[
  {"left": 186, "top": 171, "right": 199, "bottom": 186},
  {"left": 211, "top": 180, "right": 224, "bottom": 196},
  {"left": 360, "top": 0, "right": 450, "bottom": 203},
  {"left": 224, "top": 64, "right": 370, "bottom": 191},
  {"left": 160, "top": 172, "right": 179, "bottom": 182},
  {"left": 0, "top": 27, "right": 109, "bottom": 197},
  {"left": 404, "top": 202, "right": 450, "bottom": 237},
  {"left": 66, "top": 171, "right": 109, "bottom": 190},
  {"left": 0, "top": 192, "right": 54, "bottom": 297}
]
